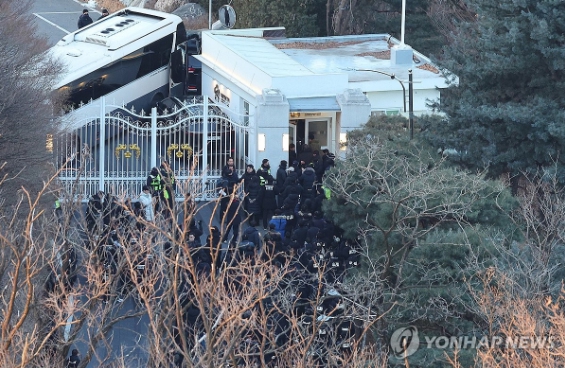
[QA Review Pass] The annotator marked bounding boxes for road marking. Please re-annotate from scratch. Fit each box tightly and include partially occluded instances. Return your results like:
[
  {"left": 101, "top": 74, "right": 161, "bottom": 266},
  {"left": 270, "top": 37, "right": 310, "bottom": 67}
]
[
  {"left": 33, "top": 13, "right": 71, "bottom": 34},
  {"left": 37, "top": 11, "right": 85, "bottom": 14}
]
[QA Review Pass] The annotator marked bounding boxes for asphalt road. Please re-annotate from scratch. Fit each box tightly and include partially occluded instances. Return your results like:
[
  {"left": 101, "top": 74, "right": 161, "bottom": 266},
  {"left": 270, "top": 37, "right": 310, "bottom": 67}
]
[
  {"left": 66, "top": 201, "right": 223, "bottom": 367},
  {"left": 29, "top": 3, "right": 237, "bottom": 365},
  {"left": 31, "top": 0, "right": 104, "bottom": 46},
  {"left": 30, "top": 2, "right": 153, "bottom": 365}
]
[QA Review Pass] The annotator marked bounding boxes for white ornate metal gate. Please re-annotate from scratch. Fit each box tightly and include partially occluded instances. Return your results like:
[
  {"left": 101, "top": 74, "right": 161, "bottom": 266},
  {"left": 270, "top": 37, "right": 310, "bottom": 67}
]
[{"left": 55, "top": 96, "right": 252, "bottom": 201}]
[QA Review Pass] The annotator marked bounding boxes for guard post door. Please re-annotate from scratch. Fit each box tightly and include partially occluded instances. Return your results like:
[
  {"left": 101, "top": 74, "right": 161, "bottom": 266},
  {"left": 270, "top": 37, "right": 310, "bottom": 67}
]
[{"left": 305, "top": 119, "right": 330, "bottom": 151}]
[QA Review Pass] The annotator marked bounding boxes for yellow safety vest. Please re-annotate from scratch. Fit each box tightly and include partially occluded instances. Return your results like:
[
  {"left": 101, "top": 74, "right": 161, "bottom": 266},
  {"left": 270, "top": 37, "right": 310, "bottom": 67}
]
[{"left": 150, "top": 174, "right": 162, "bottom": 191}]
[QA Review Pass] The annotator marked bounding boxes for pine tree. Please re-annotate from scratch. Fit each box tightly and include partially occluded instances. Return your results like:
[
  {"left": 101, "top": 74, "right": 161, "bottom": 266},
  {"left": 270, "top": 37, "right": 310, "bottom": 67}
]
[
  {"left": 228, "top": 0, "right": 323, "bottom": 37},
  {"left": 322, "top": 116, "right": 518, "bottom": 362},
  {"left": 422, "top": 0, "right": 565, "bottom": 188}
]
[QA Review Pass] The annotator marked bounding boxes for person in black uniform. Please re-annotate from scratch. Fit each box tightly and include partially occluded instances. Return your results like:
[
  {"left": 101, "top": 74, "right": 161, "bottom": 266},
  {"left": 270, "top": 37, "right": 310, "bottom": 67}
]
[
  {"left": 77, "top": 9, "right": 93, "bottom": 29},
  {"left": 98, "top": 8, "right": 109, "bottom": 20}
]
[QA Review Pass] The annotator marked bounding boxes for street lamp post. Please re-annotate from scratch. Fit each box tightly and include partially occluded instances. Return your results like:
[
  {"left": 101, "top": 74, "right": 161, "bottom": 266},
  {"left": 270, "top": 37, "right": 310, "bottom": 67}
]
[
  {"left": 209, "top": 0, "right": 212, "bottom": 29},
  {"left": 347, "top": 68, "right": 414, "bottom": 139},
  {"left": 355, "top": 69, "right": 406, "bottom": 113},
  {"left": 408, "top": 69, "right": 414, "bottom": 140}
]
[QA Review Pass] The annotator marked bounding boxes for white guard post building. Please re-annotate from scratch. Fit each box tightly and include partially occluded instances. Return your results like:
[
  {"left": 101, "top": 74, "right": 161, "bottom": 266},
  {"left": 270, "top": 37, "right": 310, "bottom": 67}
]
[
  {"left": 195, "top": 27, "right": 448, "bottom": 167},
  {"left": 50, "top": 7, "right": 447, "bottom": 200}
]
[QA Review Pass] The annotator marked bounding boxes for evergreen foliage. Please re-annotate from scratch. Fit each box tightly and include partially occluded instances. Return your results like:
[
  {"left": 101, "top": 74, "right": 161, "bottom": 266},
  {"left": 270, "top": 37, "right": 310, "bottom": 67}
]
[
  {"left": 217, "top": 0, "right": 323, "bottom": 37},
  {"left": 192, "top": 0, "right": 469, "bottom": 54},
  {"left": 421, "top": 0, "right": 565, "bottom": 185},
  {"left": 322, "top": 115, "right": 519, "bottom": 365},
  {"left": 363, "top": 0, "right": 445, "bottom": 57}
]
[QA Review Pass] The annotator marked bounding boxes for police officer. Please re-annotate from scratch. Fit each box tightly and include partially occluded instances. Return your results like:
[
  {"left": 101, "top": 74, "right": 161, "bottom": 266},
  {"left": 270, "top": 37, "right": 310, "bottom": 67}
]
[
  {"left": 257, "top": 158, "right": 274, "bottom": 186},
  {"left": 98, "top": 8, "right": 109, "bottom": 20},
  {"left": 86, "top": 190, "right": 105, "bottom": 233},
  {"left": 65, "top": 348, "right": 81, "bottom": 367},
  {"left": 77, "top": 9, "right": 93, "bottom": 29},
  {"left": 146, "top": 167, "right": 164, "bottom": 214},
  {"left": 53, "top": 198, "right": 63, "bottom": 222}
]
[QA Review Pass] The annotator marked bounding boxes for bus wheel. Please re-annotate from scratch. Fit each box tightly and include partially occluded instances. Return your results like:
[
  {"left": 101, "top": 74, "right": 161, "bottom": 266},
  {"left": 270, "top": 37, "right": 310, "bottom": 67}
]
[{"left": 150, "top": 93, "right": 165, "bottom": 107}]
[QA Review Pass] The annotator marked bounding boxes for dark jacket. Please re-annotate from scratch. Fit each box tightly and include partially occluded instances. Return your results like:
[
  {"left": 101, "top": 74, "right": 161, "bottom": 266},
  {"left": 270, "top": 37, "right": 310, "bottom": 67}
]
[
  {"left": 86, "top": 193, "right": 103, "bottom": 221},
  {"left": 323, "top": 153, "right": 335, "bottom": 173},
  {"left": 289, "top": 150, "right": 298, "bottom": 166},
  {"left": 160, "top": 164, "right": 176, "bottom": 191},
  {"left": 66, "top": 352, "right": 81, "bottom": 367},
  {"left": 224, "top": 197, "right": 242, "bottom": 229},
  {"left": 185, "top": 219, "right": 204, "bottom": 243},
  {"left": 188, "top": 238, "right": 211, "bottom": 266},
  {"left": 311, "top": 216, "right": 327, "bottom": 232},
  {"left": 289, "top": 224, "right": 308, "bottom": 249},
  {"left": 312, "top": 191, "right": 326, "bottom": 213},
  {"left": 280, "top": 181, "right": 302, "bottom": 205},
  {"left": 276, "top": 165, "right": 287, "bottom": 193},
  {"left": 241, "top": 169, "right": 257, "bottom": 192},
  {"left": 283, "top": 193, "right": 301, "bottom": 212},
  {"left": 207, "top": 226, "right": 222, "bottom": 254},
  {"left": 306, "top": 226, "right": 320, "bottom": 243},
  {"left": 245, "top": 176, "right": 262, "bottom": 215},
  {"left": 312, "top": 155, "right": 324, "bottom": 181},
  {"left": 221, "top": 164, "right": 240, "bottom": 189},
  {"left": 242, "top": 226, "right": 262, "bottom": 248},
  {"left": 261, "top": 183, "right": 278, "bottom": 211},
  {"left": 298, "top": 145, "right": 313, "bottom": 166},
  {"left": 86, "top": 192, "right": 114, "bottom": 227},
  {"left": 298, "top": 167, "right": 317, "bottom": 190},
  {"left": 281, "top": 175, "right": 297, "bottom": 195},
  {"left": 263, "top": 231, "right": 288, "bottom": 264},
  {"left": 77, "top": 13, "right": 93, "bottom": 29}
]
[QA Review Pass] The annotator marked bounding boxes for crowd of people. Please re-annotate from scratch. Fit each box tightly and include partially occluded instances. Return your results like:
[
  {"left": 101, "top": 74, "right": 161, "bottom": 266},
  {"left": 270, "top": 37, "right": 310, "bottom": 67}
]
[
  {"left": 72, "top": 147, "right": 366, "bottom": 365},
  {"left": 172, "top": 149, "right": 365, "bottom": 366}
]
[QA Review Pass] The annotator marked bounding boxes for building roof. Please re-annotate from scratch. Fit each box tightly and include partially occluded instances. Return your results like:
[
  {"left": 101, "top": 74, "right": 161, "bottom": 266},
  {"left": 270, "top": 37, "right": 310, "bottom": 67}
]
[
  {"left": 200, "top": 29, "right": 448, "bottom": 96},
  {"left": 197, "top": 29, "right": 349, "bottom": 98},
  {"left": 270, "top": 34, "right": 448, "bottom": 91},
  {"left": 211, "top": 34, "right": 315, "bottom": 78}
]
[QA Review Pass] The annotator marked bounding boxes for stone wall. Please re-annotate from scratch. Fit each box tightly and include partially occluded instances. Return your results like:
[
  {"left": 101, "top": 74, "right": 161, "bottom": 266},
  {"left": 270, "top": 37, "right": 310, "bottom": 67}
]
[{"left": 153, "top": 0, "right": 189, "bottom": 12}]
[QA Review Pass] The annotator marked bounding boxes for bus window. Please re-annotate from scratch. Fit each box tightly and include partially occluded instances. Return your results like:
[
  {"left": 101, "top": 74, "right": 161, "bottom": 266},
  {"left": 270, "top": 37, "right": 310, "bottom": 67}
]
[
  {"left": 62, "top": 34, "right": 174, "bottom": 109},
  {"left": 135, "top": 34, "right": 174, "bottom": 78}
]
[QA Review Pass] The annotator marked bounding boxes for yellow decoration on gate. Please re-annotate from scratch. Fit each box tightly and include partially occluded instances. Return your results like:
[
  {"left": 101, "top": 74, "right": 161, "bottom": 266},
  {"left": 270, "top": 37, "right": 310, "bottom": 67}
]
[
  {"left": 167, "top": 143, "right": 193, "bottom": 158},
  {"left": 180, "top": 144, "right": 193, "bottom": 157},
  {"left": 115, "top": 144, "right": 127, "bottom": 158},
  {"left": 167, "top": 144, "right": 179, "bottom": 158},
  {"left": 129, "top": 144, "right": 141, "bottom": 158},
  {"left": 115, "top": 143, "right": 141, "bottom": 159}
]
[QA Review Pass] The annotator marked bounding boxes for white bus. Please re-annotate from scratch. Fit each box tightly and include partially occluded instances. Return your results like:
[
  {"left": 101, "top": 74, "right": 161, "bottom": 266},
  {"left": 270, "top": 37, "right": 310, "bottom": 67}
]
[{"left": 51, "top": 7, "right": 201, "bottom": 129}]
